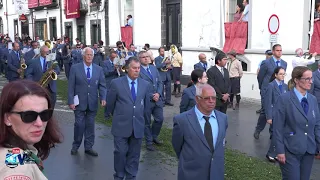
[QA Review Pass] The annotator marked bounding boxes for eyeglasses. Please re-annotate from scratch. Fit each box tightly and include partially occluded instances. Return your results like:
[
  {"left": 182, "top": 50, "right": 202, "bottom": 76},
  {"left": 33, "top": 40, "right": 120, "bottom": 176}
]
[
  {"left": 300, "top": 77, "right": 313, "bottom": 82},
  {"left": 278, "top": 73, "right": 286, "bottom": 76},
  {"left": 197, "top": 96, "right": 216, "bottom": 101},
  {"left": 11, "top": 109, "right": 53, "bottom": 123}
]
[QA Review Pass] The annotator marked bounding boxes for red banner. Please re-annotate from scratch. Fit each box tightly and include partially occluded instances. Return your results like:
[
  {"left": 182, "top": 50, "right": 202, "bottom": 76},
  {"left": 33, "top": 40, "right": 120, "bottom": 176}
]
[
  {"left": 66, "top": 0, "right": 80, "bottom": 19},
  {"left": 223, "top": 22, "right": 248, "bottom": 54},
  {"left": 310, "top": 22, "right": 320, "bottom": 53},
  {"left": 121, "top": 26, "right": 133, "bottom": 49},
  {"left": 39, "top": 0, "right": 52, "bottom": 6},
  {"left": 28, "top": 0, "right": 38, "bottom": 8}
]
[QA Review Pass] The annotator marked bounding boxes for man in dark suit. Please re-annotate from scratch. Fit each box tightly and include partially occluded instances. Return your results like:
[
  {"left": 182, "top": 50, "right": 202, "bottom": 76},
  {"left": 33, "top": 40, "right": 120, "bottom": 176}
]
[
  {"left": 25, "top": 45, "right": 60, "bottom": 108},
  {"left": 154, "top": 47, "right": 173, "bottom": 106},
  {"left": 254, "top": 44, "right": 287, "bottom": 139},
  {"left": 24, "top": 41, "right": 39, "bottom": 66},
  {"left": 68, "top": 47, "right": 107, "bottom": 156},
  {"left": 139, "top": 50, "right": 164, "bottom": 151},
  {"left": 310, "top": 61, "right": 320, "bottom": 111},
  {"left": 172, "top": 84, "right": 228, "bottom": 180},
  {"left": 0, "top": 41, "right": 10, "bottom": 79},
  {"left": 7, "top": 42, "right": 21, "bottom": 82},
  {"left": 107, "top": 57, "right": 151, "bottom": 180},
  {"left": 101, "top": 51, "right": 121, "bottom": 119},
  {"left": 207, "top": 51, "right": 230, "bottom": 113},
  {"left": 194, "top": 53, "right": 208, "bottom": 71}
]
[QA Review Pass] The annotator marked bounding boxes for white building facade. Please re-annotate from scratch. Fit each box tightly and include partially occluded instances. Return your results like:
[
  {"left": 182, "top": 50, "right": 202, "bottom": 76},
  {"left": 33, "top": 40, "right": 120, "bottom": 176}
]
[{"left": 0, "top": 0, "right": 318, "bottom": 99}]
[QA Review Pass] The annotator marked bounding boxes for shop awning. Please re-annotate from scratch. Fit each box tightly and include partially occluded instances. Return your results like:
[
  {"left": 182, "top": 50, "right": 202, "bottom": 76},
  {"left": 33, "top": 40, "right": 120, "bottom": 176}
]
[
  {"left": 28, "top": 0, "right": 38, "bottom": 8},
  {"left": 223, "top": 22, "right": 248, "bottom": 54},
  {"left": 65, "top": 0, "right": 80, "bottom": 19},
  {"left": 121, "top": 26, "right": 133, "bottom": 49}
]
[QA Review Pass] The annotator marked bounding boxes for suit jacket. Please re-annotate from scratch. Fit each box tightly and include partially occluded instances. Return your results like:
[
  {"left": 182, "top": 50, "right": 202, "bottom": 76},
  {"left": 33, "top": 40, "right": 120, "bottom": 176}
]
[
  {"left": 172, "top": 108, "right": 228, "bottom": 180},
  {"left": 273, "top": 91, "right": 320, "bottom": 155},
  {"left": 310, "top": 70, "right": 320, "bottom": 103},
  {"left": 264, "top": 80, "right": 288, "bottom": 120},
  {"left": 207, "top": 66, "right": 230, "bottom": 107},
  {"left": 101, "top": 59, "right": 119, "bottom": 88},
  {"left": 67, "top": 63, "right": 107, "bottom": 111},
  {"left": 25, "top": 57, "right": 61, "bottom": 93},
  {"left": 139, "top": 65, "right": 163, "bottom": 106},
  {"left": 179, "top": 85, "right": 196, "bottom": 113},
  {"left": 24, "top": 49, "right": 35, "bottom": 66},
  {"left": 107, "top": 76, "right": 152, "bottom": 138},
  {"left": 257, "top": 57, "right": 287, "bottom": 91},
  {"left": 154, "top": 56, "right": 171, "bottom": 82},
  {"left": 71, "top": 49, "right": 83, "bottom": 64},
  {"left": 7, "top": 50, "right": 21, "bottom": 80},
  {"left": 194, "top": 62, "right": 207, "bottom": 71}
]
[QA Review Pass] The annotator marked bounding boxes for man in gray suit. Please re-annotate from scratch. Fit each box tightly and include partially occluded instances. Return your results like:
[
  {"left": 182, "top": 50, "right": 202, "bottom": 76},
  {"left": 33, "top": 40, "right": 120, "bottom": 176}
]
[
  {"left": 254, "top": 44, "right": 287, "bottom": 139},
  {"left": 7, "top": 42, "right": 21, "bottom": 82},
  {"left": 68, "top": 47, "right": 107, "bottom": 156},
  {"left": 25, "top": 45, "right": 60, "bottom": 108},
  {"left": 172, "top": 84, "right": 228, "bottom": 180},
  {"left": 139, "top": 50, "right": 164, "bottom": 151},
  {"left": 154, "top": 47, "right": 173, "bottom": 106},
  {"left": 107, "top": 57, "right": 151, "bottom": 180}
]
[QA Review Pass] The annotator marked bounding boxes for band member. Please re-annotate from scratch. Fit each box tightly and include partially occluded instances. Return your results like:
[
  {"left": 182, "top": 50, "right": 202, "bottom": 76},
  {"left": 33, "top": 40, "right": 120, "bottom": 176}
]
[
  {"left": 68, "top": 47, "right": 107, "bottom": 156},
  {"left": 207, "top": 51, "right": 230, "bottom": 114},
  {"left": 92, "top": 43, "right": 104, "bottom": 65},
  {"left": 127, "top": 44, "right": 137, "bottom": 57},
  {"left": 107, "top": 57, "right": 151, "bottom": 180},
  {"left": 71, "top": 44, "right": 83, "bottom": 64},
  {"left": 7, "top": 42, "right": 22, "bottom": 82},
  {"left": 155, "top": 47, "right": 173, "bottom": 106},
  {"left": 138, "top": 51, "right": 164, "bottom": 151},
  {"left": 102, "top": 51, "right": 120, "bottom": 120},
  {"left": 24, "top": 41, "right": 38, "bottom": 66},
  {"left": 25, "top": 45, "right": 60, "bottom": 108},
  {"left": 274, "top": 66, "right": 320, "bottom": 179},
  {"left": 227, "top": 50, "right": 243, "bottom": 109},
  {"left": 170, "top": 45, "right": 183, "bottom": 97},
  {"left": 144, "top": 43, "right": 154, "bottom": 64},
  {"left": 292, "top": 48, "right": 317, "bottom": 68},
  {"left": 172, "top": 84, "right": 228, "bottom": 180},
  {"left": 116, "top": 41, "right": 127, "bottom": 59},
  {"left": 61, "top": 44, "right": 72, "bottom": 79},
  {"left": 194, "top": 53, "right": 208, "bottom": 71},
  {"left": 255, "top": 44, "right": 287, "bottom": 139}
]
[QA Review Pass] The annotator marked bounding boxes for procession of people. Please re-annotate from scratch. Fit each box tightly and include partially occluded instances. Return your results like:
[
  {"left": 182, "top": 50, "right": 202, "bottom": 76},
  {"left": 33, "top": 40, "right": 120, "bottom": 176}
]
[{"left": 0, "top": 32, "right": 320, "bottom": 180}]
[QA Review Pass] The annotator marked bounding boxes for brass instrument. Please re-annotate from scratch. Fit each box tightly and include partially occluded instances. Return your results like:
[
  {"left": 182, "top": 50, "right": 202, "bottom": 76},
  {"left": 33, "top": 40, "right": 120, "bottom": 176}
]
[
  {"left": 45, "top": 40, "right": 51, "bottom": 49},
  {"left": 19, "top": 53, "right": 27, "bottom": 79},
  {"left": 113, "top": 57, "right": 126, "bottom": 77},
  {"left": 39, "top": 60, "right": 58, "bottom": 87},
  {"left": 160, "top": 57, "right": 170, "bottom": 72},
  {"left": 32, "top": 48, "right": 41, "bottom": 59}
]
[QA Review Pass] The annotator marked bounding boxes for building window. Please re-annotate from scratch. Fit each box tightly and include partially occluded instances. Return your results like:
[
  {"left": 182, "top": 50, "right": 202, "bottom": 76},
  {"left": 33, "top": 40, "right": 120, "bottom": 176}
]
[
  {"left": 91, "top": 22, "right": 101, "bottom": 45},
  {"left": 77, "top": 25, "right": 85, "bottom": 45},
  {"left": 50, "top": 19, "right": 57, "bottom": 40},
  {"left": 225, "top": 0, "right": 243, "bottom": 22},
  {"left": 35, "top": 20, "right": 47, "bottom": 40},
  {"left": 124, "top": 0, "right": 133, "bottom": 25},
  {"left": 14, "top": 20, "right": 18, "bottom": 36}
]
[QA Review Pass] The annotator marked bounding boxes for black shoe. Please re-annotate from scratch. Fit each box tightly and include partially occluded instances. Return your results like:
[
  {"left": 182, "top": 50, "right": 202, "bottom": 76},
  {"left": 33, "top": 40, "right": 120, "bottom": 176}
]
[
  {"left": 256, "top": 109, "right": 262, "bottom": 114},
  {"left": 85, "top": 149, "right": 98, "bottom": 156},
  {"left": 165, "top": 102, "right": 174, "bottom": 106},
  {"left": 153, "top": 139, "right": 163, "bottom": 145},
  {"left": 266, "top": 155, "right": 276, "bottom": 163},
  {"left": 171, "top": 91, "right": 177, "bottom": 95},
  {"left": 253, "top": 131, "right": 260, "bottom": 140},
  {"left": 71, "top": 149, "right": 78, "bottom": 155},
  {"left": 146, "top": 144, "right": 156, "bottom": 151},
  {"left": 175, "top": 93, "right": 182, "bottom": 97}
]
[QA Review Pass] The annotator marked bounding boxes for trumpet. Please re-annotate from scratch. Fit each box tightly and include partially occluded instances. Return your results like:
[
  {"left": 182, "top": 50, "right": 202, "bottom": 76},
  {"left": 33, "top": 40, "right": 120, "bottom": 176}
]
[{"left": 19, "top": 53, "right": 27, "bottom": 79}]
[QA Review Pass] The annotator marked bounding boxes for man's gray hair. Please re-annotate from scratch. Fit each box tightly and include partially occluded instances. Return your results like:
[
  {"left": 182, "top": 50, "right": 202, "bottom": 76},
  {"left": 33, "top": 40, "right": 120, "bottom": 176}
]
[
  {"left": 82, "top": 47, "right": 94, "bottom": 56},
  {"left": 40, "top": 45, "right": 47, "bottom": 53},
  {"left": 196, "top": 84, "right": 216, "bottom": 97},
  {"left": 126, "top": 56, "right": 140, "bottom": 68},
  {"left": 138, "top": 50, "right": 147, "bottom": 58}
]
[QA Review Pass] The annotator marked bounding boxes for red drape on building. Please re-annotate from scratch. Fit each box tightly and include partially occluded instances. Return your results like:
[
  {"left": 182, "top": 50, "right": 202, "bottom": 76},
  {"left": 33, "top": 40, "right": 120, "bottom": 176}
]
[
  {"left": 65, "top": 0, "right": 80, "bottom": 19},
  {"left": 39, "top": 0, "right": 52, "bottom": 6},
  {"left": 121, "top": 26, "right": 133, "bottom": 49},
  {"left": 310, "top": 22, "right": 320, "bottom": 53},
  {"left": 28, "top": 0, "right": 38, "bottom": 8},
  {"left": 223, "top": 22, "right": 248, "bottom": 54}
]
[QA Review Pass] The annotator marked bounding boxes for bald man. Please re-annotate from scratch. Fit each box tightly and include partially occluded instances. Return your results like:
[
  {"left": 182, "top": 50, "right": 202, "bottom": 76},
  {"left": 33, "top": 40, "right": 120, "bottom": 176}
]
[
  {"left": 194, "top": 53, "right": 208, "bottom": 71},
  {"left": 292, "top": 48, "right": 317, "bottom": 68}
]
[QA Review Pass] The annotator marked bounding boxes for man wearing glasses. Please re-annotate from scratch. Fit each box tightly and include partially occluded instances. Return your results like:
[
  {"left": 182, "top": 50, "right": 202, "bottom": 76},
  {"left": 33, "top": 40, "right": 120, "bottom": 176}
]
[{"left": 172, "top": 84, "right": 228, "bottom": 180}]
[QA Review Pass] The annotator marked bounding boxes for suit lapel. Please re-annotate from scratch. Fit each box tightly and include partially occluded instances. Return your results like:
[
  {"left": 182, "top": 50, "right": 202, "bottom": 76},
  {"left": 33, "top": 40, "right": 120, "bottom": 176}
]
[
  {"left": 121, "top": 76, "right": 134, "bottom": 103},
  {"left": 215, "top": 110, "right": 223, "bottom": 146},
  {"left": 316, "top": 70, "right": 320, "bottom": 81},
  {"left": 136, "top": 78, "right": 144, "bottom": 102},
  {"left": 81, "top": 63, "right": 89, "bottom": 84},
  {"left": 270, "top": 58, "right": 276, "bottom": 68},
  {"left": 290, "top": 91, "right": 308, "bottom": 120},
  {"left": 187, "top": 108, "right": 211, "bottom": 151},
  {"left": 91, "top": 64, "right": 97, "bottom": 85},
  {"left": 214, "top": 66, "right": 225, "bottom": 80},
  {"left": 140, "top": 67, "right": 152, "bottom": 81},
  {"left": 273, "top": 80, "right": 281, "bottom": 95}
]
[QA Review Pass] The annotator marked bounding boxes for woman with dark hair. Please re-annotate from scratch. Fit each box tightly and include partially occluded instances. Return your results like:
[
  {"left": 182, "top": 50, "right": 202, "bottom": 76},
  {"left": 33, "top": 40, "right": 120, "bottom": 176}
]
[
  {"left": 315, "top": 3, "right": 320, "bottom": 22},
  {"left": 274, "top": 66, "right": 320, "bottom": 179},
  {"left": 179, "top": 69, "right": 208, "bottom": 113},
  {"left": 264, "top": 66, "right": 288, "bottom": 162},
  {"left": 61, "top": 44, "right": 72, "bottom": 79},
  {"left": 234, "top": 3, "right": 245, "bottom": 22},
  {"left": 0, "top": 80, "right": 62, "bottom": 179}
]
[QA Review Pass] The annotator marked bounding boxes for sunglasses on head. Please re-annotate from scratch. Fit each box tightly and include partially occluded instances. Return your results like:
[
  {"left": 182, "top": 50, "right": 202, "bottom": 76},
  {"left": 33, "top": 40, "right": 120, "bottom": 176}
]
[{"left": 11, "top": 109, "right": 53, "bottom": 123}]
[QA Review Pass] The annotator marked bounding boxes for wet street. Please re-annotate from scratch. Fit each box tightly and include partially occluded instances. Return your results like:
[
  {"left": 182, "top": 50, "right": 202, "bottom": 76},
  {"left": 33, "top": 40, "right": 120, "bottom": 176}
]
[{"left": 1, "top": 73, "right": 319, "bottom": 179}]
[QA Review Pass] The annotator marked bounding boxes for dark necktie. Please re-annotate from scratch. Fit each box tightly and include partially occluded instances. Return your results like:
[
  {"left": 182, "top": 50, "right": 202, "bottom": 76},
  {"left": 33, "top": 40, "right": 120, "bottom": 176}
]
[
  {"left": 203, "top": 116, "right": 214, "bottom": 152},
  {"left": 203, "top": 63, "right": 207, "bottom": 71},
  {"left": 131, "top": 81, "right": 136, "bottom": 101},
  {"left": 301, "top": 97, "right": 309, "bottom": 115},
  {"left": 278, "top": 84, "right": 283, "bottom": 93},
  {"left": 111, "top": 61, "right": 114, "bottom": 66},
  {"left": 87, "top": 67, "right": 90, "bottom": 83},
  {"left": 276, "top": 61, "right": 280, "bottom": 67},
  {"left": 221, "top": 67, "right": 224, "bottom": 77},
  {"left": 42, "top": 58, "right": 46, "bottom": 72},
  {"left": 146, "top": 67, "right": 153, "bottom": 79},
  {"left": 16, "top": 52, "right": 20, "bottom": 60}
]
